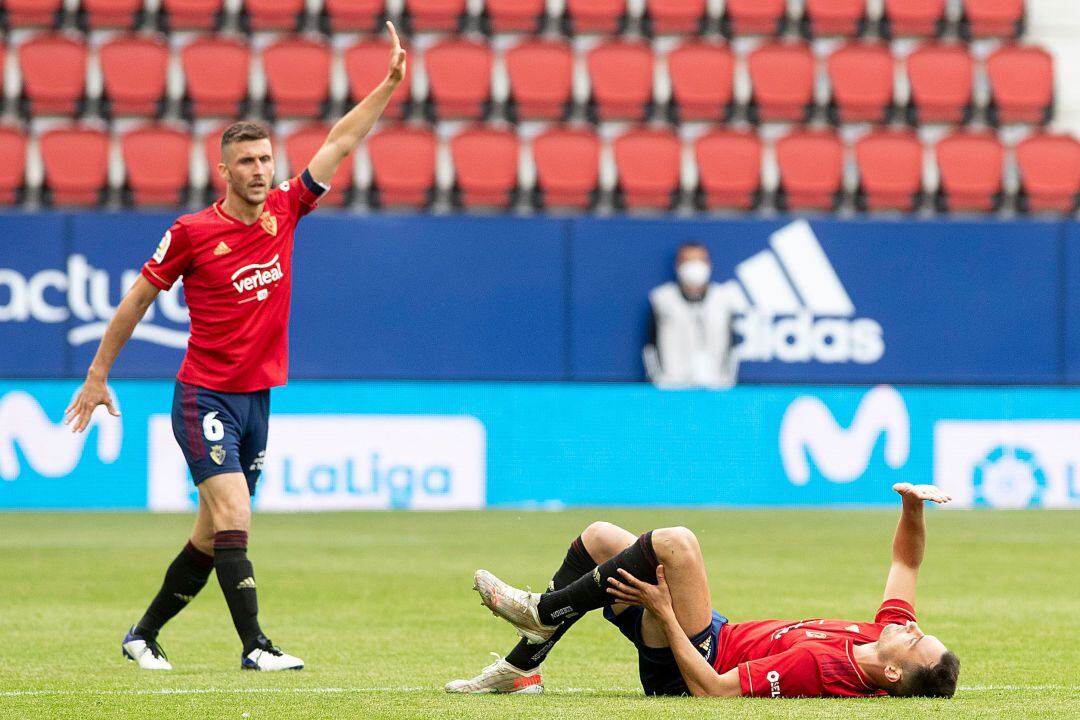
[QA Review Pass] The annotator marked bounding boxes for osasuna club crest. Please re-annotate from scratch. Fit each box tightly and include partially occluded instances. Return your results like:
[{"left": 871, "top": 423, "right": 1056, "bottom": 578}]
[
  {"left": 259, "top": 211, "right": 278, "bottom": 237},
  {"left": 210, "top": 444, "right": 226, "bottom": 465}
]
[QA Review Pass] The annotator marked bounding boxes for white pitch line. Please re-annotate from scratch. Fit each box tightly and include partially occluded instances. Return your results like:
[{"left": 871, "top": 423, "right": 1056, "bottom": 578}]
[{"left": 0, "top": 684, "right": 1073, "bottom": 699}]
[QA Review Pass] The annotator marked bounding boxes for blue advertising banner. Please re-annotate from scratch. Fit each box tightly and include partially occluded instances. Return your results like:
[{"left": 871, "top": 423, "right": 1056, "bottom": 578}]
[
  {"left": 0, "top": 212, "right": 1074, "bottom": 383},
  {"left": 3, "top": 380, "right": 1078, "bottom": 511}
]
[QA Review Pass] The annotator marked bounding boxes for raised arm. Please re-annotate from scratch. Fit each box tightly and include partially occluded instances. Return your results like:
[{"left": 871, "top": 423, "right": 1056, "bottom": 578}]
[
  {"left": 883, "top": 483, "right": 952, "bottom": 605},
  {"left": 64, "top": 275, "right": 161, "bottom": 433},
  {"left": 306, "top": 21, "right": 407, "bottom": 186}
]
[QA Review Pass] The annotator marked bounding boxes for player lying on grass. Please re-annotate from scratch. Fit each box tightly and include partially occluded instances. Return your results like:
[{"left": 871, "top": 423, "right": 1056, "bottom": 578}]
[
  {"left": 447, "top": 483, "right": 960, "bottom": 698},
  {"left": 63, "top": 24, "right": 406, "bottom": 673}
]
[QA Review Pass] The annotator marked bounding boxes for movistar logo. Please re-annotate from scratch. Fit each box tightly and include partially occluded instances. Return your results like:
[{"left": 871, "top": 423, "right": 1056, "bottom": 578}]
[
  {"left": 0, "top": 255, "right": 189, "bottom": 349},
  {"left": 718, "top": 220, "right": 884, "bottom": 364},
  {"left": 779, "top": 385, "right": 909, "bottom": 486},
  {"left": 0, "top": 390, "right": 122, "bottom": 480}
]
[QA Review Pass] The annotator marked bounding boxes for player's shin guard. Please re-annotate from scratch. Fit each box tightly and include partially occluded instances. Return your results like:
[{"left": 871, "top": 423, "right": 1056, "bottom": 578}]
[
  {"left": 213, "top": 530, "right": 265, "bottom": 654},
  {"left": 505, "top": 535, "right": 596, "bottom": 671},
  {"left": 135, "top": 541, "right": 214, "bottom": 637},
  {"left": 535, "top": 531, "right": 658, "bottom": 626}
]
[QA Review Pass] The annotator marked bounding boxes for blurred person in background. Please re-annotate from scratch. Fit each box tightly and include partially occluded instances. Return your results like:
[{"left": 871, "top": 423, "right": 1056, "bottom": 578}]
[{"left": 644, "top": 243, "right": 739, "bottom": 389}]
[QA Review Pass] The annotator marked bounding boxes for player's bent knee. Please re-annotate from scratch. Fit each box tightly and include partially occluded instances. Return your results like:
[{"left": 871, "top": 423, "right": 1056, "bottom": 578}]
[{"left": 653, "top": 526, "right": 700, "bottom": 559}]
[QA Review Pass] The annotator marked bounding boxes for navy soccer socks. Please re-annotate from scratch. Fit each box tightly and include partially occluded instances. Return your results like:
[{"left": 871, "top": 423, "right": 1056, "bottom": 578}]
[
  {"left": 535, "top": 531, "right": 659, "bottom": 626},
  {"left": 504, "top": 535, "right": 596, "bottom": 671},
  {"left": 135, "top": 540, "right": 214, "bottom": 638},
  {"left": 213, "top": 530, "right": 266, "bottom": 654}
]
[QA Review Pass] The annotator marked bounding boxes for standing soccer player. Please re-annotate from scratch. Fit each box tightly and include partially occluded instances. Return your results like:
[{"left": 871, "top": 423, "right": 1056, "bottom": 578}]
[{"left": 64, "top": 24, "right": 406, "bottom": 671}]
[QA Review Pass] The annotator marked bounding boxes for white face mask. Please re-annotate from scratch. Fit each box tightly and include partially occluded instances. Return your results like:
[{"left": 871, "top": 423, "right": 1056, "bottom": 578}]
[{"left": 677, "top": 260, "right": 711, "bottom": 288}]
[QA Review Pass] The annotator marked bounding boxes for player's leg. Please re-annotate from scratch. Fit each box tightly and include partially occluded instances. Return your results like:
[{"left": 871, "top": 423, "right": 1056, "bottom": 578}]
[
  {"left": 446, "top": 526, "right": 610, "bottom": 693},
  {"left": 638, "top": 527, "right": 714, "bottom": 643}
]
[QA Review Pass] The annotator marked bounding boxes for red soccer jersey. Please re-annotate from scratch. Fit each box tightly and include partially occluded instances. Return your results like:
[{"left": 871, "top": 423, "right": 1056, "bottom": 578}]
[
  {"left": 141, "top": 173, "right": 325, "bottom": 392},
  {"left": 713, "top": 599, "right": 919, "bottom": 698}
]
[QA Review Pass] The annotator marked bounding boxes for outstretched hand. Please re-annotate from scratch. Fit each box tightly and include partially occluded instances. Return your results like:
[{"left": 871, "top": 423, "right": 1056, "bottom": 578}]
[
  {"left": 606, "top": 565, "right": 675, "bottom": 619},
  {"left": 64, "top": 378, "right": 120, "bottom": 433},
  {"left": 385, "top": 21, "right": 407, "bottom": 85},
  {"left": 893, "top": 482, "right": 952, "bottom": 504}
]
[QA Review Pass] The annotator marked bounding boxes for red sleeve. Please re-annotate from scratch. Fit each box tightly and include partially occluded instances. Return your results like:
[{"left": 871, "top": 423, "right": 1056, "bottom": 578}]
[
  {"left": 141, "top": 222, "right": 193, "bottom": 291},
  {"left": 875, "top": 599, "right": 918, "bottom": 626},
  {"left": 278, "top": 170, "right": 327, "bottom": 219},
  {"left": 738, "top": 647, "right": 825, "bottom": 698}
]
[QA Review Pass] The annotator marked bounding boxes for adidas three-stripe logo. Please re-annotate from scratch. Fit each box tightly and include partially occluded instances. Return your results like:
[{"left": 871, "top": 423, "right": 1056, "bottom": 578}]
[
  {"left": 237, "top": 577, "right": 257, "bottom": 590},
  {"left": 718, "top": 221, "right": 884, "bottom": 365}
]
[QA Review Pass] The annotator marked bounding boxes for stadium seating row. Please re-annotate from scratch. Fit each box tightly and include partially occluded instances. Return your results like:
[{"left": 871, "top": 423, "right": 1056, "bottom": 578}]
[
  {"left": 3, "top": 123, "right": 1076, "bottom": 214},
  {"left": 5, "top": 34, "right": 1055, "bottom": 127},
  {"left": 0, "top": 0, "right": 1027, "bottom": 40}
]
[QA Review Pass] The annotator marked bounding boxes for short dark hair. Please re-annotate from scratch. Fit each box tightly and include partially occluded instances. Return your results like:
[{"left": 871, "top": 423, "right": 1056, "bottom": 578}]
[
  {"left": 220, "top": 121, "right": 270, "bottom": 152},
  {"left": 676, "top": 242, "right": 709, "bottom": 261},
  {"left": 898, "top": 651, "right": 961, "bottom": 698}
]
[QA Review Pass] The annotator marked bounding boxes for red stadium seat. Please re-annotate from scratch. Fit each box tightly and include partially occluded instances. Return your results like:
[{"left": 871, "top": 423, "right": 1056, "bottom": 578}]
[
  {"left": 986, "top": 45, "right": 1053, "bottom": 126},
  {"left": 485, "top": 0, "right": 546, "bottom": 33},
  {"left": 366, "top": 125, "right": 437, "bottom": 208},
  {"left": 882, "top": 0, "right": 944, "bottom": 38},
  {"left": 4, "top": 0, "right": 62, "bottom": 28},
  {"left": 99, "top": 36, "right": 169, "bottom": 118},
  {"left": 694, "top": 128, "right": 762, "bottom": 210},
  {"left": 906, "top": 43, "right": 973, "bottom": 125},
  {"left": 747, "top": 42, "right": 815, "bottom": 124},
  {"left": 564, "top": 0, "right": 626, "bottom": 34},
  {"left": 960, "top": 0, "right": 1024, "bottom": 40},
  {"left": 182, "top": 36, "right": 251, "bottom": 118},
  {"left": 644, "top": 0, "right": 707, "bottom": 35},
  {"left": 424, "top": 39, "right": 492, "bottom": 121},
  {"left": 262, "top": 38, "right": 331, "bottom": 119},
  {"left": 242, "top": 0, "right": 304, "bottom": 31},
  {"left": 405, "top": 0, "right": 467, "bottom": 33},
  {"left": 935, "top": 131, "right": 1003, "bottom": 212},
  {"left": 855, "top": 129, "right": 923, "bottom": 211},
  {"left": 667, "top": 40, "right": 734, "bottom": 122},
  {"left": 531, "top": 126, "right": 600, "bottom": 209},
  {"left": 587, "top": 40, "right": 653, "bottom": 122},
  {"left": 451, "top": 126, "right": 519, "bottom": 209},
  {"left": 39, "top": 126, "right": 109, "bottom": 206},
  {"left": 827, "top": 42, "right": 894, "bottom": 124},
  {"left": 323, "top": 0, "right": 382, "bottom": 32},
  {"left": 723, "top": 0, "right": 785, "bottom": 37},
  {"left": 81, "top": 0, "right": 142, "bottom": 29},
  {"left": 775, "top": 129, "right": 844, "bottom": 210},
  {"left": 1016, "top": 134, "right": 1080, "bottom": 213},
  {"left": 284, "top": 125, "right": 352, "bottom": 207},
  {"left": 505, "top": 39, "right": 573, "bottom": 122},
  {"left": 345, "top": 40, "right": 411, "bottom": 119},
  {"left": 202, "top": 124, "right": 230, "bottom": 195},
  {"left": 160, "top": 0, "right": 224, "bottom": 31},
  {"left": 19, "top": 34, "right": 87, "bottom": 117},
  {"left": 613, "top": 127, "right": 681, "bottom": 210},
  {"left": 0, "top": 127, "right": 28, "bottom": 204},
  {"left": 802, "top": 0, "right": 866, "bottom": 37},
  {"left": 122, "top": 125, "right": 191, "bottom": 207}
]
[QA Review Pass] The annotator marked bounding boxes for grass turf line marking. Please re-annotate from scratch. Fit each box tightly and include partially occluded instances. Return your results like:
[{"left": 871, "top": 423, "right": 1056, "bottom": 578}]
[{"left": 1, "top": 685, "right": 1073, "bottom": 698}]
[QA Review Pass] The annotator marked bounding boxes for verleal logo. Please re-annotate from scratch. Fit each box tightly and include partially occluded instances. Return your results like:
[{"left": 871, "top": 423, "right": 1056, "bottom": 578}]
[
  {"left": 779, "top": 385, "right": 909, "bottom": 485},
  {"left": 148, "top": 414, "right": 486, "bottom": 511},
  {"left": 0, "top": 390, "right": 122, "bottom": 480},
  {"left": 0, "top": 255, "right": 189, "bottom": 349},
  {"left": 717, "top": 220, "right": 884, "bottom": 365},
  {"left": 934, "top": 422, "right": 1080, "bottom": 508}
]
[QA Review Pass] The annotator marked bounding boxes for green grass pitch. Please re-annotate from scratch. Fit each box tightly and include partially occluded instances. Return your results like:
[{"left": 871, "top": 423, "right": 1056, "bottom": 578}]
[{"left": 1, "top": 509, "right": 1077, "bottom": 719}]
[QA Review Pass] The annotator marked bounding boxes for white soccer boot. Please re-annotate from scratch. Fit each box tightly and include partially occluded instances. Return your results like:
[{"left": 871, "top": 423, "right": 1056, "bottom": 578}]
[
  {"left": 241, "top": 637, "right": 304, "bottom": 671},
  {"left": 445, "top": 653, "right": 544, "bottom": 694},
  {"left": 122, "top": 626, "right": 173, "bottom": 670},
  {"left": 473, "top": 569, "right": 559, "bottom": 644}
]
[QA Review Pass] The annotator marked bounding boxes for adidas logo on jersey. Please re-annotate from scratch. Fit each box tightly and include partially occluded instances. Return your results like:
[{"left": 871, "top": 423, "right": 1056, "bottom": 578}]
[
  {"left": 718, "top": 220, "right": 884, "bottom": 365},
  {"left": 214, "top": 242, "right": 232, "bottom": 256},
  {"left": 237, "top": 577, "right": 257, "bottom": 590}
]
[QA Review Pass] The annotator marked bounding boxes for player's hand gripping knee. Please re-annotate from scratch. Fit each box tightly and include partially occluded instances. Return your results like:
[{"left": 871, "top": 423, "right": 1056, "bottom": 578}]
[
  {"left": 64, "top": 377, "right": 120, "bottom": 433},
  {"left": 606, "top": 565, "right": 675, "bottom": 620}
]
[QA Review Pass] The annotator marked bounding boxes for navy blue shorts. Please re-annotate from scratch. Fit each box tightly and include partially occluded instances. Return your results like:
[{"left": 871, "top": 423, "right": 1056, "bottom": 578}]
[
  {"left": 170, "top": 380, "right": 270, "bottom": 495},
  {"left": 604, "top": 605, "right": 728, "bottom": 696}
]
